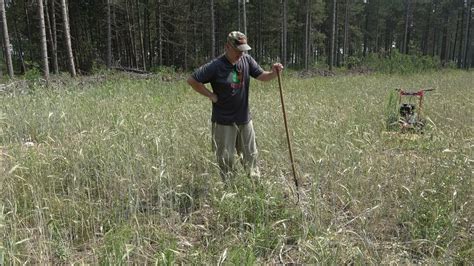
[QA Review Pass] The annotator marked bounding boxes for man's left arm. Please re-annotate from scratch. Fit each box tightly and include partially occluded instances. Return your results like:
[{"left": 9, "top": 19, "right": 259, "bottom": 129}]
[{"left": 256, "top": 63, "right": 284, "bottom": 82}]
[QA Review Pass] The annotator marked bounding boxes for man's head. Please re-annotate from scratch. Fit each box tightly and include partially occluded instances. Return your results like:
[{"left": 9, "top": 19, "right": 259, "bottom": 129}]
[{"left": 227, "top": 31, "right": 252, "bottom": 52}]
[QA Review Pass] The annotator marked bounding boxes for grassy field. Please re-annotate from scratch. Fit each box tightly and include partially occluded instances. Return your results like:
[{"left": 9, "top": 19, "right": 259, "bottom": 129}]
[{"left": 0, "top": 70, "right": 472, "bottom": 264}]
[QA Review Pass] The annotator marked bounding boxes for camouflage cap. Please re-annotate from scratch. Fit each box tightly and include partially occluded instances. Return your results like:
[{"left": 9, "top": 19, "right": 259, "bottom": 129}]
[{"left": 227, "top": 31, "right": 252, "bottom": 51}]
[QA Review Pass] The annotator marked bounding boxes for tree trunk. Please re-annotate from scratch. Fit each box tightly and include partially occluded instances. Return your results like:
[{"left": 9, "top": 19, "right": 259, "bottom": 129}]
[
  {"left": 238, "top": 0, "right": 241, "bottom": 31},
  {"left": 107, "top": 0, "right": 112, "bottom": 68},
  {"left": 50, "top": 0, "right": 58, "bottom": 73},
  {"left": 184, "top": 17, "right": 188, "bottom": 70},
  {"left": 155, "top": 0, "right": 163, "bottom": 66},
  {"left": 44, "top": 0, "right": 57, "bottom": 74},
  {"left": 452, "top": 7, "right": 461, "bottom": 61},
  {"left": 257, "top": 0, "right": 262, "bottom": 61},
  {"left": 330, "top": 0, "right": 336, "bottom": 70},
  {"left": 282, "top": 0, "right": 288, "bottom": 66},
  {"left": 440, "top": 7, "right": 449, "bottom": 65},
  {"left": 406, "top": 0, "right": 413, "bottom": 54},
  {"left": 38, "top": 0, "right": 49, "bottom": 81},
  {"left": 457, "top": 0, "right": 465, "bottom": 68},
  {"left": 130, "top": 0, "right": 137, "bottom": 68},
  {"left": 24, "top": 1, "right": 33, "bottom": 61},
  {"left": 60, "top": 0, "right": 76, "bottom": 77},
  {"left": 374, "top": 2, "right": 380, "bottom": 53},
  {"left": 242, "top": 0, "right": 247, "bottom": 34},
  {"left": 463, "top": 0, "right": 472, "bottom": 69},
  {"left": 0, "top": 39, "right": 3, "bottom": 77},
  {"left": 144, "top": 0, "right": 151, "bottom": 67},
  {"left": 135, "top": 0, "right": 145, "bottom": 70},
  {"left": 363, "top": 1, "right": 369, "bottom": 57},
  {"left": 335, "top": 0, "right": 340, "bottom": 66},
  {"left": 422, "top": 2, "right": 432, "bottom": 55},
  {"left": 343, "top": 0, "right": 349, "bottom": 65},
  {"left": 402, "top": 0, "right": 411, "bottom": 54},
  {"left": 432, "top": 0, "right": 438, "bottom": 57},
  {"left": 112, "top": 2, "right": 121, "bottom": 65},
  {"left": 384, "top": 17, "right": 392, "bottom": 54},
  {"left": 0, "top": 0, "right": 14, "bottom": 77},
  {"left": 125, "top": 0, "right": 136, "bottom": 68},
  {"left": 12, "top": 10, "right": 26, "bottom": 74},
  {"left": 211, "top": 0, "right": 215, "bottom": 58},
  {"left": 304, "top": 0, "right": 310, "bottom": 70}
]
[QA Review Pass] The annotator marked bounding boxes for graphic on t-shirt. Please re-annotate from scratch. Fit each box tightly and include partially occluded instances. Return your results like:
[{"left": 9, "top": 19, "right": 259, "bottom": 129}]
[{"left": 230, "top": 64, "right": 243, "bottom": 94}]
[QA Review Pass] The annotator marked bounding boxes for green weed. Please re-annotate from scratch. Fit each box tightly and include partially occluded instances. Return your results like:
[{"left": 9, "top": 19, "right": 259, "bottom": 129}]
[{"left": 385, "top": 89, "right": 399, "bottom": 131}]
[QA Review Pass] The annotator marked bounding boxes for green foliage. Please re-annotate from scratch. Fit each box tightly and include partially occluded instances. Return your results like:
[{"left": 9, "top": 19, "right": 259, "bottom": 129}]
[
  {"left": 157, "top": 248, "right": 176, "bottom": 265},
  {"left": 23, "top": 66, "right": 42, "bottom": 82},
  {"left": 385, "top": 89, "right": 399, "bottom": 131},
  {"left": 5, "top": 0, "right": 472, "bottom": 76},
  {"left": 100, "top": 225, "right": 133, "bottom": 264},
  {"left": 363, "top": 51, "right": 441, "bottom": 74},
  {"left": 150, "top": 65, "right": 176, "bottom": 75},
  {"left": 312, "top": 58, "right": 330, "bottom": 69},
  {"left": 90, "top": 61, "right": 108, "bottom": 75},
  {"left": 346, "top": 56, "right": 362, "bottom": 69},
  {"left": 227, "top": 246, "right": 256, "bottom": 265},
  {"left": 398, "top": 174, "right": 460, "bottom": 258},
  {"left": 0, "top": 206, "right": 4, "bottom": 265},
  {"left": 48, "top": 219, "right": 71, "bottom": 262},
  {"left": 443, "top": 60, "right": 458, "bottom": 69}
]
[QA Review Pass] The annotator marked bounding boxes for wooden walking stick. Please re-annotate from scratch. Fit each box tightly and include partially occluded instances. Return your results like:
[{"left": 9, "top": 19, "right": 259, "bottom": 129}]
[{"left": 276, "top": 70, "right": 299, "bottom": 200}]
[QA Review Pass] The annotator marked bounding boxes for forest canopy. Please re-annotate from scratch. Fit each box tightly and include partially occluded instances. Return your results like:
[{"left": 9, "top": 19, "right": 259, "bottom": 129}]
[{"left": 0, "top": 0, "right": 472, "bottom": 78}]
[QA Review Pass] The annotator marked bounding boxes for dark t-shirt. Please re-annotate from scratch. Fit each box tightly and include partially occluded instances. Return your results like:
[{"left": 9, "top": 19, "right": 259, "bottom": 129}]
[{"left": 192, "top": 54, "right": 264, "bottom": 125}]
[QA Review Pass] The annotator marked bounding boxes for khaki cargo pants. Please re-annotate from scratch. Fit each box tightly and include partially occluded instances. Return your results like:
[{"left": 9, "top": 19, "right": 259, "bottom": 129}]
[{"left": 212, "top": 120, "right": 260, "bottom": 180}]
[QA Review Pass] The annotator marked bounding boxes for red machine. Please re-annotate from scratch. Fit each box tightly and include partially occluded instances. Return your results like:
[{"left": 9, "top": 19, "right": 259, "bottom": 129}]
[{"left": 396, "top": 88, "right": 434, "bottom": 131}]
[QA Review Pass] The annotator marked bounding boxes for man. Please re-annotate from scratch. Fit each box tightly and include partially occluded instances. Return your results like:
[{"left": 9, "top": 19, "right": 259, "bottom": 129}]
[{"left": 187, "top": 31, "right": 284, "bottom": 181}]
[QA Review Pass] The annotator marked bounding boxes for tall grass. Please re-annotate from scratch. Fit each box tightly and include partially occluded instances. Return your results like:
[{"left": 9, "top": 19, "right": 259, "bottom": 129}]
[
  {"left": 384, "top": 89, "right": 399, "bottom": 131},
  {"left": 0, "top": 70, "right": 472, "bottom": 264}
]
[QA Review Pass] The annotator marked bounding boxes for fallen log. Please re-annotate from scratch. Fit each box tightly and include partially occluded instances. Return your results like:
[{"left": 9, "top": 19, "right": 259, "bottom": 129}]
[{"left": 112, "top": 66, "right": 150, "bottom": 74}]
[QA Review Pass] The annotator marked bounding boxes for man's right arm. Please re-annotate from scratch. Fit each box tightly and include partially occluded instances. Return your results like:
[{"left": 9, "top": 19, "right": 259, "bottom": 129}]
[{"left": 187, "top": 76, "right": 218, "bottom": 103}]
